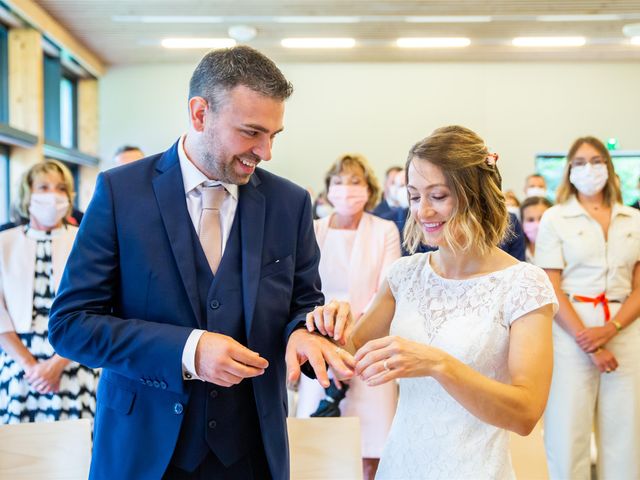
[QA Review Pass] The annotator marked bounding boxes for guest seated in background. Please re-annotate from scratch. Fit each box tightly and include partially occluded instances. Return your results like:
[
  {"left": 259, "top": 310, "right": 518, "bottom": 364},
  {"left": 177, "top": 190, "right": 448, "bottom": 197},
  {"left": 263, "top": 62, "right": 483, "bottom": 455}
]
[
  {"left": 312, "top": 190, "right": 333, "bottom": 219},
  {"left": 308, "top": 125, "right": 557, "bottom": 479},
  {"left": 0, "top": 160, "right": 99, "bottom": 424},
  {"left": 112, "top": 145, "right": 145, "bottom": 166},
  {"left": 504, "top": 189, "right": 521, "bottom": 219},
  {"left": 296, "top": 153, "right": 400, "bottom": 480},
  {"left": 372, "top": 165, "right": 403, "bottom": 217},
  {"left": 536, "top": 136, "right": 640, "bottom": 480},
  {"left": 520, "top": 196, "right": 553, "bottom": 263},
  {"left": 524, "top": 173, "right": 548, "bottom": 199}
]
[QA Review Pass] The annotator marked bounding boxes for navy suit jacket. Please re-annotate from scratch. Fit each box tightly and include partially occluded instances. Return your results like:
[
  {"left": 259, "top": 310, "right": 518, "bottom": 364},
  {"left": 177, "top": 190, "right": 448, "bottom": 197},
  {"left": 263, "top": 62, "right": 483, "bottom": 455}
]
[{"left": 49, "top": 141, "right": 323, "bottom": 479}]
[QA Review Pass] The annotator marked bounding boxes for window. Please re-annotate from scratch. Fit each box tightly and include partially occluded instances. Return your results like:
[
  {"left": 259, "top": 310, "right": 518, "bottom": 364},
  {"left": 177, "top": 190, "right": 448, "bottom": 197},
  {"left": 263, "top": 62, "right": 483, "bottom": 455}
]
[
  {"left": 0, "top": 23, "right": 8, "bottom": 124},
  {"left": 0, "top": 146, "right": 9, "bottom": 224},
  {"left": 43, "top": 52, "right": 62, "bottom": 144},
  {"left": 60, "top": 74, "right": 77, "bottom": 148}
]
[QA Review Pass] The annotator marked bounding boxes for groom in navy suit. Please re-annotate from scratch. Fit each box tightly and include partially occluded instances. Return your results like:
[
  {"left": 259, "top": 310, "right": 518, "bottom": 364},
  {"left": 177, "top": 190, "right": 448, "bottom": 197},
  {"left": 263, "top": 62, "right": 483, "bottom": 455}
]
[{"left": 49, "top": 46, "right": 353, "bottom": 479}]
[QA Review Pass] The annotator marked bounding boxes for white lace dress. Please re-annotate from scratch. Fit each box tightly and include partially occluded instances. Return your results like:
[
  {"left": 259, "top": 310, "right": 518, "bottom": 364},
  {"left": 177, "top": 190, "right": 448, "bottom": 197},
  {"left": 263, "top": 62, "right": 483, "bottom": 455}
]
[{"left": 376, "top": 252, "right": 557, "bottom": 480}]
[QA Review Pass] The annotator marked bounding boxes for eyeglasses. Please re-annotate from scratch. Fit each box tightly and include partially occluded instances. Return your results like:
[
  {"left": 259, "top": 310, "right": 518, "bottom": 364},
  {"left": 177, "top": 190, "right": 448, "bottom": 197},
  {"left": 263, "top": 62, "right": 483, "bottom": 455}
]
[{"left": 570, "top": 157, "right": 606, "bottom": 167}]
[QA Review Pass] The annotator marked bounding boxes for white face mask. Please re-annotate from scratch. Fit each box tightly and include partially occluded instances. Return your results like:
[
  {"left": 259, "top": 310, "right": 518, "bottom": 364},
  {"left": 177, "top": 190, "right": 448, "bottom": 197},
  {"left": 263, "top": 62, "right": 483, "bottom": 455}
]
[
  {"left": 570, "top": 164, "right": 609, "bottom": 197},
  {"left": 506, "top": 205, "right": 521, "bottom": 220},
  {"left": 315, "top": 204, "right": 333, "bottom": 219},
  {"left": 29, "top": 192, "right": 69, "bottom": 228},
  {"left": 525, "top": 187, "right": 547, "bottom": 199},
  {"left": 394, "top": 185, "right": 410, "bottom": 208}
]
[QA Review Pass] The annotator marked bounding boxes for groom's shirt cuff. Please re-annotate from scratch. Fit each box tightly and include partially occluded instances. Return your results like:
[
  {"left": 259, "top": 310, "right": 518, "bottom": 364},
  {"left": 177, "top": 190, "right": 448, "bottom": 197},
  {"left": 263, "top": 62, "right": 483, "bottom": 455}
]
[{"left": 182, "top": 329, "right": 206, "bottom": 381}]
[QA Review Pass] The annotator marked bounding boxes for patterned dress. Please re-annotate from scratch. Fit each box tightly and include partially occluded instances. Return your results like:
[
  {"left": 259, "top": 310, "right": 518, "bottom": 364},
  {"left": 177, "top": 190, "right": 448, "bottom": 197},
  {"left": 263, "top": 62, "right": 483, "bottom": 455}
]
[{"left": 0, "top": 227, "right": 99, "bottom": 423}]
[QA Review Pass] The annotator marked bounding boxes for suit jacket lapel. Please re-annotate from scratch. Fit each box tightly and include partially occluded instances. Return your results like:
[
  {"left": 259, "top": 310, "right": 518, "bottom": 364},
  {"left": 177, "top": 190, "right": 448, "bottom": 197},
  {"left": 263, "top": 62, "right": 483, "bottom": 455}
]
[
  {"left": 239, "top": 174, "right": 265, "bottom": 337},
  {"left": 152, "top": 143, "right": 202, "bottom": 326}
]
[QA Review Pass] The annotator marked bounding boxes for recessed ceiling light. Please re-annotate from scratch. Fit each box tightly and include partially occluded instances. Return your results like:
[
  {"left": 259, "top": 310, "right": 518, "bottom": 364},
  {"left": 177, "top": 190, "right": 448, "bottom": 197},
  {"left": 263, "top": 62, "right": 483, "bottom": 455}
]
[
  {"left": 512, "top": 37, "right": 586, "bottom": 47},
  {"left": 631, "top": 37, "right": 640, "bottom": 45},
  {"left": 396, "top": 37, "right": 471, "bottom": 48},
  {"left": 274, "top": 16, "right": 360, "bottom": 24},
  {"left": 623, "top": 23, "right": 640, "bottom": 37},
  {"left": 281, "top": 38, "right": 356, "bottom": 48},
  {"left": 161, "top": 38, "right": 236, "bottom": 49},
  {"left": 114, "top": 15, "right": 223, "bottom": 23},
  {"left": 405, "top": 16, "right": 491, "bottom": 23},
  {"left": 536, "top": 14, "right": 622, "bottom": 22}
]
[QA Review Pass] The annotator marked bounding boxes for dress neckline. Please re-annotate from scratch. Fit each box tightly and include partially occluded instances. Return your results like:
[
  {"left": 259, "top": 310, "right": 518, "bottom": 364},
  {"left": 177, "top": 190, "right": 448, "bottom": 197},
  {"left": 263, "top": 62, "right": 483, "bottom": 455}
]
[{"left": 424, "top": 251, "right": 523, "bottom": 283}]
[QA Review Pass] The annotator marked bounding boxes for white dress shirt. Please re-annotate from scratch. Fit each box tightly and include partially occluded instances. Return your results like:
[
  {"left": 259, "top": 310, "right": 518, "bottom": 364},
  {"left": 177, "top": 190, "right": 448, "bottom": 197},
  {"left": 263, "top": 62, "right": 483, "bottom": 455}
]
[{"left": 178, "top": 135, "right": 239, "bottom": 380}]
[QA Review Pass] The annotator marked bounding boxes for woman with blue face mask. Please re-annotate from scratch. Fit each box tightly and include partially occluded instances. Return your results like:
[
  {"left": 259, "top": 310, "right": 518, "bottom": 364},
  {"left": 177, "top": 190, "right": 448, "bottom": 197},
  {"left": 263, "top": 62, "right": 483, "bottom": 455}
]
[
  {"left": 535, "top": 137, "right": 640, "bottom": 479},
  {"left": 295, "top": 153, "right": 401, "bottom": 480},
  {"left": 0, "top": 160, "right": 99, "bottom": 424}
]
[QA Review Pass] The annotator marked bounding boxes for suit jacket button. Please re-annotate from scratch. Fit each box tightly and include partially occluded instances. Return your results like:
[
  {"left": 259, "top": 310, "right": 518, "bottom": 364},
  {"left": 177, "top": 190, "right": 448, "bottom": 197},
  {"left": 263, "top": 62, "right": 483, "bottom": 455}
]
[
  {"left": 160, "top": 381, "right": 167, "bottom": 390},
  {"left": 208, "top": 419, "right": 217, "bottom": 429},
  {"left": 209, "top": 300, "right": 220, "bottom": 309},
  {"left": 146, "top": 380, "right": 154, "bottom": 387},
  {"left": 173, "top": 403, "right": 184, "bottom": 415},
  {"left": 153, "top": 381, "right": 160, "bottom": 388},
  {"left": 209, "top": 389, "right": 218, "bottom": 399}
]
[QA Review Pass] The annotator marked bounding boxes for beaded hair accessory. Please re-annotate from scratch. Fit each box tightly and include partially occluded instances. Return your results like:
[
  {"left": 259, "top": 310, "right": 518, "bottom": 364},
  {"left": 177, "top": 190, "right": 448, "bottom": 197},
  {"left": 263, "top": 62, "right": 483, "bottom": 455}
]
[{"left": 485, "top": 153, "right": 499, "bottom": 167}]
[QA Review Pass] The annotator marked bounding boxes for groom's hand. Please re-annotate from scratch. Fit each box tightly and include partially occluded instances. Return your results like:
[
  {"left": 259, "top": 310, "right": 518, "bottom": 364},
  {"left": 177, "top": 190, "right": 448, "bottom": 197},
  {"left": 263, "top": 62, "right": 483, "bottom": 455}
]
[
  {"left": 285, "top": 329, "right": 355, "bottom": 389},
  {"left": 195, "top": 332, "right": 269, "bottom": 387}
]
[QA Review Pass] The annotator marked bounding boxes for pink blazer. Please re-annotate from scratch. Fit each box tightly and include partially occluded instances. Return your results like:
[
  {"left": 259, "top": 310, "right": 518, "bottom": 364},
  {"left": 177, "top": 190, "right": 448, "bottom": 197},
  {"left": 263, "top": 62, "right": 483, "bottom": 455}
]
[{"left": 314, "top": 213, "right": 401, "bottom": 318}]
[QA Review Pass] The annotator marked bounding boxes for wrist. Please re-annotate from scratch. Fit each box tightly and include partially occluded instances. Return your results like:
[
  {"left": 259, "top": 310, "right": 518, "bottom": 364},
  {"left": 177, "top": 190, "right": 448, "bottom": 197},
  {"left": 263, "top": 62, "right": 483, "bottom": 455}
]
[
  {"left": 610, "top": 320, "right": 622, "bottom": 335},
  {"left": 429, "top": 349, "right": 451, "bottom": 380}
]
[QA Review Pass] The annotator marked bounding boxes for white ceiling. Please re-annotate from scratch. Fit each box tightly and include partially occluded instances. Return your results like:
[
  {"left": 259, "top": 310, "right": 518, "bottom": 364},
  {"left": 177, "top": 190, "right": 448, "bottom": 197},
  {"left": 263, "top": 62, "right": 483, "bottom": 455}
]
[{"left": 33, "top": 1, "right": 640, "bottom": 65}]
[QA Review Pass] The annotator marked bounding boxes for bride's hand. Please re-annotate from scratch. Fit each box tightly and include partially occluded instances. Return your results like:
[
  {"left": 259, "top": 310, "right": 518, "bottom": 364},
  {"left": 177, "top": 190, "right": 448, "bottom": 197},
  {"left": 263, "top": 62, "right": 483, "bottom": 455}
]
[
  {"left": 354, "top": 336, "right": 445, "bottom": 386},
  {"left": 305, "top": 300, "right": 354, "bottom": 346}
]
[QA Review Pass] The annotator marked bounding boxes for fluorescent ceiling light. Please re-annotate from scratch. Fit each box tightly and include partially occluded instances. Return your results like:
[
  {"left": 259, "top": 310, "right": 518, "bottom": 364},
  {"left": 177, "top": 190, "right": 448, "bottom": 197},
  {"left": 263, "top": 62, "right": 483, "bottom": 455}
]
[
  {"left": 405, "top": 16, "right": 491, "bottom": 23},
  {"left": 396, "top": 37, "right": 471, "bottom": 48},
  {"left": 114, "top": 15, "right": 223, "bottom": 23},
  {"left": 281, "top": 38, "right": 355, "bottom": 48},
  {"left": 537, "top": 14, "right": 621, "bottom": 22},
  {"left": 161, "top": 38, "right": 236, "bottom": 49},
  {"left": 274, "top": 16, "right": 360, "bottom": 24},
  {"left": 512, "top": 37, "right": 586, "bottom": 47},
  {"left": 632, "top": 37, "right": 640, "bottom": 45},
  {"left": 623, "top": 23, "right": 640, "bottom": 37}
]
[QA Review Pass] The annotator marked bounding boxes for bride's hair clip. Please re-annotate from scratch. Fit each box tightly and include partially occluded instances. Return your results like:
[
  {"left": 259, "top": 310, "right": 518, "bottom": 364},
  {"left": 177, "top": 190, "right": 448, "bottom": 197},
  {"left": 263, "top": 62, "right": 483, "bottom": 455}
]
[{"left": 485, "top": 153, "right": 499, "bottom": 167}]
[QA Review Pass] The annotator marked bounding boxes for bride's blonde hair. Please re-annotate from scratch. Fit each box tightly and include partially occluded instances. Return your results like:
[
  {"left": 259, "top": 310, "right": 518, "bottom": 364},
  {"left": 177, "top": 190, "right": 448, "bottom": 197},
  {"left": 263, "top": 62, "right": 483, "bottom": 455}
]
[{"left": 403, "top": 126, "right": 508, "bottom": 255}]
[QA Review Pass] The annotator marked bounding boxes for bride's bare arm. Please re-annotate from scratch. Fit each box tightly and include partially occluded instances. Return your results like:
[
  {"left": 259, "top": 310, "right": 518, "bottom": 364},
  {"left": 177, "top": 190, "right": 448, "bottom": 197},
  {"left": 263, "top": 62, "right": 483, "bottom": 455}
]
[{"left": 356, "top": 303, "right": 553, "bottom": 436}]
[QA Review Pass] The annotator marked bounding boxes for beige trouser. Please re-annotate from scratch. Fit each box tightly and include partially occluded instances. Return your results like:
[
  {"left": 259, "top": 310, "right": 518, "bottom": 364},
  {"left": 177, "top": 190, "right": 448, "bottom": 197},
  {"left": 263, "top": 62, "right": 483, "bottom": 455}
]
[{"left": 544, "top": 302, "right": 640, "bottom": 480}]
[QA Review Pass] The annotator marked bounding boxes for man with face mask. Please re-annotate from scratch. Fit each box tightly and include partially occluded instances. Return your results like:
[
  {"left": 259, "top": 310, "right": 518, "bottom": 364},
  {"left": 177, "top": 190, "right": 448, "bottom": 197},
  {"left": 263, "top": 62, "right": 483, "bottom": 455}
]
[
  {"left": 523, "top": 173, "right": 548, "bottom": 199},
  {"left": 49, "top": 46, "right": 353, "bottom": 480},
  {"left": 372, "top": 166, "right": 403, "bottom": 216}
]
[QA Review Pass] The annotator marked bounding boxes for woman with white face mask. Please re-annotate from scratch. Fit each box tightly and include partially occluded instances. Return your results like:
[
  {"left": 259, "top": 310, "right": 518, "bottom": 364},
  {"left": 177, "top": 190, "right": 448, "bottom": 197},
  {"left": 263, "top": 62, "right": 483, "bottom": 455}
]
[
  {"left": 0, "top": 161, "right": 99, "bottom": 424},
  {"left": 295, "top": 153, "right": 400, "bottom": 480},
  {"left": 536, "top": 137, "right": 640, "bottom": 479},
  {"left": 519, "top": 196, "right": 553, "bottom": 263}
]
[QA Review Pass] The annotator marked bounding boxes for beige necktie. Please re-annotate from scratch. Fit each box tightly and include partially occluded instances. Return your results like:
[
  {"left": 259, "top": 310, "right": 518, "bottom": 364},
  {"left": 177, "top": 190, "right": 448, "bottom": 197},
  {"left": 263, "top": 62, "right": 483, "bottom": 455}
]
[{"left": 199, "top": 184, "right": 227, "bottom": 274}]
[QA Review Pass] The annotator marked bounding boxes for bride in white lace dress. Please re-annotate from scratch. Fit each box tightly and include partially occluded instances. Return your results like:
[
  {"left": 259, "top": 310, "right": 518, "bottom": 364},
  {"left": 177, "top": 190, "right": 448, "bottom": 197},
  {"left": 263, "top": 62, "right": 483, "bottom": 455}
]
[{"left": 307, "top": 126, "right": 558, "bottom": 479}]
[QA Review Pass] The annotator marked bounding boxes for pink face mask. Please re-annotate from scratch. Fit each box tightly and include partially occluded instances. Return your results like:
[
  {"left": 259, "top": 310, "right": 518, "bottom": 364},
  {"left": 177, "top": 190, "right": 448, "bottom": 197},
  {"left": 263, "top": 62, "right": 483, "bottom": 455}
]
[
  {"left": 327, "top": 185, "right": 369, "bottom": 216},
  {"left": 522, "top": 221, "right": 540, "bottom": 243}
]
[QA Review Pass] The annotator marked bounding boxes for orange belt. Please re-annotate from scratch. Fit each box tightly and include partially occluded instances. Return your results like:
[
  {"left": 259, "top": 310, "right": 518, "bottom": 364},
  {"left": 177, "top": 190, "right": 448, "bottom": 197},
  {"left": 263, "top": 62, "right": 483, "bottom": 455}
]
[{"left": 572, "top": 293, "right": 616, "bottom": 322}]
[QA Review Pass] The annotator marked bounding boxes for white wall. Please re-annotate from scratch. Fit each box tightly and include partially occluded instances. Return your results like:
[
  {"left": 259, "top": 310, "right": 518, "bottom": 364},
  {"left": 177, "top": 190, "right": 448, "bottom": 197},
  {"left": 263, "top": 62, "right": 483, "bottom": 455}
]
[{"left": 100, "top": 62, "right": 640, "bottom": 197}]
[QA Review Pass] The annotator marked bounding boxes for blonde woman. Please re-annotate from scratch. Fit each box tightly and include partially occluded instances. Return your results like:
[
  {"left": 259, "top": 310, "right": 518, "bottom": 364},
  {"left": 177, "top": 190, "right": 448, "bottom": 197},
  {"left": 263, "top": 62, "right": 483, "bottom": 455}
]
[
  {"left": 0, "top": 161, "right": 99, "bottom": 423},
  {"left": 307, "top": 126, "right": 557, "bottom": 479},
  {"left": 536, "top": 136, "right": 640, "bottom": 479},
  {"left": 296, "top": 154, "right": 400, "bottom": 479}
]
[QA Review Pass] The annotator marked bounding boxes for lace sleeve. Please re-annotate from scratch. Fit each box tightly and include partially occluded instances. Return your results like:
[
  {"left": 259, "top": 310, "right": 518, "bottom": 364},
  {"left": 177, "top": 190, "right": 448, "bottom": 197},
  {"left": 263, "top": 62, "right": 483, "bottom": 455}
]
[{"left": 505, "top": 264, "right": 558, "bottom": 326}]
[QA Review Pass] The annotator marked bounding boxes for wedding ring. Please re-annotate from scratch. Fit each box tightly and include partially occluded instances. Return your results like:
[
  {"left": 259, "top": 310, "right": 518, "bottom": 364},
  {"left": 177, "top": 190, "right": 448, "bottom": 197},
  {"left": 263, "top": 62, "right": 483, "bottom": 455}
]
[
  {"left": 383, "top": 360, "right": 390, "bottom": 372},
  {"left": 335, "top": 346, "right": 342, "bottom": 355}
]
